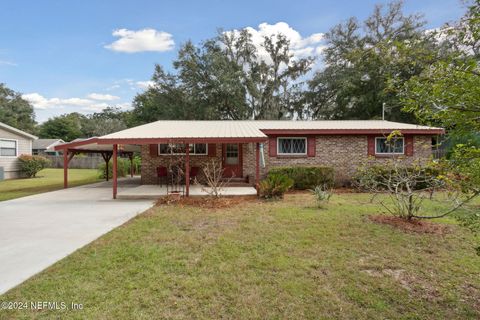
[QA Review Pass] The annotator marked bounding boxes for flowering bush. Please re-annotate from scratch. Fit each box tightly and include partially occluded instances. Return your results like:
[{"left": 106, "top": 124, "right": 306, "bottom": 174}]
[{"left": 18, "top": 155, "right": 50, "bottom": 178}]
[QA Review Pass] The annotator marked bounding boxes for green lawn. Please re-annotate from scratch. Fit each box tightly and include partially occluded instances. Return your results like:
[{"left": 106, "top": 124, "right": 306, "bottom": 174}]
[
  {"left": 1, "top": 193, "right": 479, "bottom": 319},
  {"left": 0, "top": 168, "right": 101, "bottom": 201}
]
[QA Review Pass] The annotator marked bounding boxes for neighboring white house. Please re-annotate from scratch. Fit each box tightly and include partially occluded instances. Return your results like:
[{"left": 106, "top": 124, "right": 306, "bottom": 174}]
[
  {"left": 33, "top": 138, "right": 65, "bottom": 156},
  {"left": 0, "top": 121, "right": 38, "bottom": 180}
]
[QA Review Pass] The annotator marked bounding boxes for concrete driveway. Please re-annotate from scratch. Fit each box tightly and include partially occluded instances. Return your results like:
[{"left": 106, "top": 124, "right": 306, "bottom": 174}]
[{"left": 0, "top": 179, "right": 154, "bottom": 295}]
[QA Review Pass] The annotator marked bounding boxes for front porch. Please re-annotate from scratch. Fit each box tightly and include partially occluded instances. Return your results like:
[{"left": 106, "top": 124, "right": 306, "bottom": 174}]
[{"left": 115, "top": 177, "right": 257, "bottom": 199}]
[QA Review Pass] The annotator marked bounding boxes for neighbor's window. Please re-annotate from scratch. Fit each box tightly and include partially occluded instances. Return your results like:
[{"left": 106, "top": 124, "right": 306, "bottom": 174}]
[
  {"left": 0, "top": 139, "right": 17, "bottom": 156},
  {"left": 375, "top": 137, "right": 404, "bottom": 154},
  {"left": 158, "top": 143, "right": 208, "bottom": 155},
  {"left": 277, "top": 137, "right": 307, "bottom": 155}
]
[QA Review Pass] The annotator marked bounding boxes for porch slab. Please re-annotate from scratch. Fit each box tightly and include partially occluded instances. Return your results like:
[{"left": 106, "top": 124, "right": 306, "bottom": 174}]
[{"left": 117, "top": 184, "right": 257, "bottom": 199}]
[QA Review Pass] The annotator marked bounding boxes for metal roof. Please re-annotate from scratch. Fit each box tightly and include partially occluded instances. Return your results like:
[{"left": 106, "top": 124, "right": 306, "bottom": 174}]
[
  {"left": 252, "top": 120, "right": 441, "bottom": 131},
  {"left": 99, "top": 120, "right": 443, "bottom": 140},
  {"left": 55, "top": 137, "right": 140, "bottom": 152},
  {"left": 55, "top": 120, "right": 443, "bottom": 150},
  {"left": 100, "top": 121, "right": 268, "bottom": 140},
  {"left": 33, "top": 139, "right": 64, "bottom": 150},
  {"left": 0, "top": 121, "right": 38, "bottom": 140}
]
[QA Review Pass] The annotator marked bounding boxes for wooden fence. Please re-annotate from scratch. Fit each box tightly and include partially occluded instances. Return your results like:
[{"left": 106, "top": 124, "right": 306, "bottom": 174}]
[{"left": 45, "top": 155, "right": 104, "bottom": 169}]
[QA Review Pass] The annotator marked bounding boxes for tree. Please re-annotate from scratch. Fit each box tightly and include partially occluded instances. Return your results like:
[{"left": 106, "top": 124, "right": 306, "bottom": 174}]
[
  {"left": 131, "top": 29, "right": 314, "bottom": 124},
  {"left": 401, "top": 1, "right": 480, "bottom": 135},
  {"left": 0, "top": 83, "right": 36, "bottom": 133},
  {"left": 306, "top": 0, "right": 437, "bottom": 122},
  {"left": 38, "top": 113, "right": 86, "bottom": 142},
  {"left": 82, "top": 107, "right": 127, "bottom": 137}
]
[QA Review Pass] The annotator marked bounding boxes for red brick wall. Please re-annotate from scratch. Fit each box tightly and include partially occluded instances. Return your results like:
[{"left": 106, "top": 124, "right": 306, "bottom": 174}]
[
  {"left": 141, "top": 135, "right": 433, "bottom": 185},
  {"left": 140, "top": 144, "right": 223, "bottom": 184}
]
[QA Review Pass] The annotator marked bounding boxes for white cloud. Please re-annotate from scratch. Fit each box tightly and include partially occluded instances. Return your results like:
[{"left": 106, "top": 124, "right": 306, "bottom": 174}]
[
  {"left": 87, "top": 93, "right": 120, "bottom": 101},
  {"left": 225, "top": 22, "right": 326, "bottom": 64},
  {"left": 0, "top": 60, "right": 17, "bottom": 66},
  {"left": 22, "top": 93, "right": 132, "bottom": 114},
  {"left": 22, "top": 93, "right": 91, "bottom": 110},
  {"left": 136, "top": 80, "right": 156, "bottom": 90},
  {"left": 105, "top": 28, "right": 174, "bottom": 53}
]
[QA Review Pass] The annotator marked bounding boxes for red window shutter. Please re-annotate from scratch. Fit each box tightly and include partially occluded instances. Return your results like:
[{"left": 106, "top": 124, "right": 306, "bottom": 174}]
[
  {"left": 268, "top": 137, "right": 277, "bottom": 157},
  {"left": 149, "top": 144, "right": 158, "bottom": 157},
  {"left": 405, "top": 135, "right": 414, "bottom": 156},
  {"left": 367, "top": 136, "right": 375, "bottom": 156},
  {"left": 208, "top": 143, "right": 216, "bottom": 157},
  {"left": 307, "top": 136, "right": 316, "bottom": 157}
]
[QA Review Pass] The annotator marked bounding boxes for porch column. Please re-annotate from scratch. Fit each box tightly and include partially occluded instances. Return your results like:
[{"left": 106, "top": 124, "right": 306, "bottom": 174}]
[
  {"left": 255, "top": 142, "right": 260, "bottom": 193},
  {"left": 113, "top": 144, "right": 118, "bottom": 199},
  {"left": 63, "top": 149, "right": 68, "bottom": 188},
  {"left": 185, "top": 143, "right": 190, "bottom": 197}
]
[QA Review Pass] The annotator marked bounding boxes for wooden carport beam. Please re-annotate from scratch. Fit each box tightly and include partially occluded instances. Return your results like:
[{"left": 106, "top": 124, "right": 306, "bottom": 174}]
[
  {"left": 113, "top": 144, "right": 118, "bottom": 199},
  {"left": 101, "top": 152, "right": 113, "bottom": 181},
  {"left": 255, "top": 142, "right": 260, "bottom": 195},
  {"left": 63, "top": 149, "right": 76, "bottom": 189},
  {"left": 185, "top": 143, "right": 190, "bottom": 197}
]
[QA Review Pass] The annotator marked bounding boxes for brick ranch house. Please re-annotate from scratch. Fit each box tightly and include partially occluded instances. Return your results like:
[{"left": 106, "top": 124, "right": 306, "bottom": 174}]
[{"left": 55, "top": 120, "right": 443, "bottom": 198}]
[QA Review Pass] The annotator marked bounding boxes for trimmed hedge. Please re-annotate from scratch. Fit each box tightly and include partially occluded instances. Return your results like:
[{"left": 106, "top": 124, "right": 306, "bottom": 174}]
[{"left": 268, "top": 166, "right": 335, "bottom": 190}]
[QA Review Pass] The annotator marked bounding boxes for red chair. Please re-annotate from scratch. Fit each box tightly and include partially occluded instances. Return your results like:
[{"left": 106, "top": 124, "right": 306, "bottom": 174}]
[
  {"left": 190, "top": 166, "right": 200, "bottom": 183},
  {"left": 156, "top": 166, "right": 168, "bottom": 186}
]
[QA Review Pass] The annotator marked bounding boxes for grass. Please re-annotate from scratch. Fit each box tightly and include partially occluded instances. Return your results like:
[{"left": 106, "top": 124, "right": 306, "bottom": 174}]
[
  {"left": 1, "top": 193, "right": 479, "bottom": 319},
  {"left": 0, "top": 168, "right": 101, "bottom": 201}
]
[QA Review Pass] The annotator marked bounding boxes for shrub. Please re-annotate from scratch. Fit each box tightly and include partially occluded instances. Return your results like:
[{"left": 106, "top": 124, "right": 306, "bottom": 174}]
[
  {"left": 311, "top": 184, "right": 333, "bottom": 207},
  {"left": 268, "top": 166, "right": 335, "bottom": 190},
  {"left": 132, "top": 155, "right": 141, "bottom": 175},
  {"left": 98, "top": 158, "right": 130, "bottom": 179},
  {"left": 201, "top": 159, "right": 230, "bottom": 197},
  {"left": 259, "top": 173, "right": 294, "bottom": 199},
  {"left": 18, "top": 155, "right": 50, "bottom": 178}
]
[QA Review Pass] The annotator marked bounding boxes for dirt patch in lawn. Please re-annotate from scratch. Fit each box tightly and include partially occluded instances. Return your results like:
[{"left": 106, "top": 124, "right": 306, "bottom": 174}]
[
  {"left": 368, "top": 215, "right": 451, "bottom": 235},
  {"left": 156, "top": 195, "right": 259, "bottom": 209}
]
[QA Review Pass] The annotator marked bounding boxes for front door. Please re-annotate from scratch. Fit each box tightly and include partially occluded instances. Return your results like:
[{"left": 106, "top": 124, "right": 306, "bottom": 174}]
[{"left": 222, "top": 143, "right": 242, "bottom": 178}]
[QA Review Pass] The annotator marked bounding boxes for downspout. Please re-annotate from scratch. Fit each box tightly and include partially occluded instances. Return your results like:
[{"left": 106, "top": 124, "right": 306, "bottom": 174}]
[{"left": 260, "top": 143, "right": 265, "bottom": 168}]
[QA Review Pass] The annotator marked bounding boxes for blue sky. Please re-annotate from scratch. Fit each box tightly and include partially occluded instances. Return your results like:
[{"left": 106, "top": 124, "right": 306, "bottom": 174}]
[{"left": 0, "top": 0, "right": 466, "bottom": 122}]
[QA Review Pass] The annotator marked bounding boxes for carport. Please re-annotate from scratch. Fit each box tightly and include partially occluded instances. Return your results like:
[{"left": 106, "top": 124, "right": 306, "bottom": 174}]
[{"left": 54, "top": 137, "right": 140, "bottom": 194}]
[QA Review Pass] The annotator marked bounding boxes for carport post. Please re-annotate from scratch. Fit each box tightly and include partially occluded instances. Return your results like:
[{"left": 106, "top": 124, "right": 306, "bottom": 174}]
[
  {"left": 63, "top": 150, "right": 68, "bottom": 188},
  {"left": 128, "top": 153, "right": 134, "bottom": 178},
  {"left": 255, "top": 142, "right": 260, "bottom": 194},
  {"left": 185, "top": 143, "right": 190, "bottom": 197},
  {"left": 113, "top": 144, "right": 118, "bottom": 199}
]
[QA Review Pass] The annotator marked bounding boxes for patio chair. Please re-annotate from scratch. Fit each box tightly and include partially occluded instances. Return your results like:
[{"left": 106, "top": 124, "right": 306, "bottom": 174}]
[
  {"left": 190, "top": 166, "right": 200, "bottom": 183},
  {"left": 156, "top": 166, "right": 168, "bottom": 187}
]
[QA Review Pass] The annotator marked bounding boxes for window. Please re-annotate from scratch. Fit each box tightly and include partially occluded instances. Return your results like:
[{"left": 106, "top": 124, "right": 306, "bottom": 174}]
[
  {"left": 0, "top": 139, "right": 17, "bottom": 156},
  {"left": 375, "top": 137, "right": 404, "bottom": 154},
  {"left": 158, "top": 143, "right": 208, "bottom": 155},
  {"left": 225, "top": 144, "right": 239, "bottom": 164},
  {"left": 277, "top": 137, "right": 307, "bottom": 155}
]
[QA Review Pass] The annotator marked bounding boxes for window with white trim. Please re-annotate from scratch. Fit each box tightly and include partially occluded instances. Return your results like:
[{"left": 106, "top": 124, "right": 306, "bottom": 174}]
[
  {"left": 375, "top": 137, "right": 404, "bottom": 154},
  {"left": 277, "top": 137, "right": 307, "bottom": 155},
  {"left": 0, "top": 139, "right": 17, "bottom": 156},
  {"left": 158, "top": 143, "right": 208, "bottom": 155}
]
